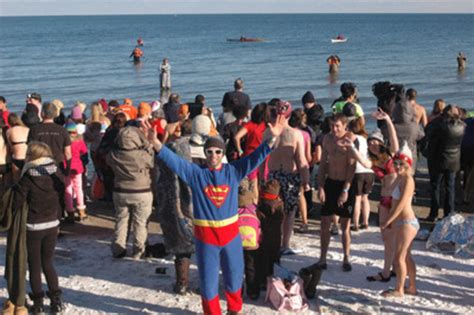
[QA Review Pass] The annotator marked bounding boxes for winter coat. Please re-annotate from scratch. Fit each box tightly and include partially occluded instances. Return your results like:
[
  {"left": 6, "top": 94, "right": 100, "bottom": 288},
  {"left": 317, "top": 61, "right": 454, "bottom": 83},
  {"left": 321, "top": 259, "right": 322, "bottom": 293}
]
[
  {"left": 426, "top": 116, "right": 466, "bottom": 172},
  {"left": 0, "top": 188, "right": 28, "bottom": 307},
  {"left": 13, "top": 157, "right": 65, "bottom": 224},
  {"left": 107, "top": 126, "right": 154, "bottom": 193},
  {"left": 154, "top": 137, "right": 194, "bottom": 255}
]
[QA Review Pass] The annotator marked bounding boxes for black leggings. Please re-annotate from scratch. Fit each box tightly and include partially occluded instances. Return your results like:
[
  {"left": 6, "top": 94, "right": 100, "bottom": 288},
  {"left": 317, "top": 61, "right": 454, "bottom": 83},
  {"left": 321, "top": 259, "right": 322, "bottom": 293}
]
[{"left": 27, "top": 227, "right": 60, "bottom": 295}]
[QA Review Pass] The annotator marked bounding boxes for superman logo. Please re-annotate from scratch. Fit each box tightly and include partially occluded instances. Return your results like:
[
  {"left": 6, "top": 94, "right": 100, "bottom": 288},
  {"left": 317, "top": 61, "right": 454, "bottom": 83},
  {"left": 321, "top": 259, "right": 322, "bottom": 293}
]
[{"left": 204, "top": 185, "right": 230, "bottom": 208}]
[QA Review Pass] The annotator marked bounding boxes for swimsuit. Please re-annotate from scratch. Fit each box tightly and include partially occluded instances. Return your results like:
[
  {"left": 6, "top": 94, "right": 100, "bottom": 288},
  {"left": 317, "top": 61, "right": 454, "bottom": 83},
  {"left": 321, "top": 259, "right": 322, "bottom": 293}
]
[
  {"left": 320, "top": 178, "right": 355, "bottom": 218},
  {"left": 373, "top": 158, "right": 396, "bottom": 209},
  {"left": 394, "top": 218, "right": 420, "bottom": 230},
  {"left": 268, "top": 170, "right": 301, "bottom": 214}
]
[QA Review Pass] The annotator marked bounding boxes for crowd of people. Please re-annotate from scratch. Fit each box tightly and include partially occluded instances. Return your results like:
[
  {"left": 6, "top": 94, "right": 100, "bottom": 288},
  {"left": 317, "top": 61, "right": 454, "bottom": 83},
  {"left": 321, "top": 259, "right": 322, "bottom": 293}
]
[{"left": 0, "top": 78, "right": 472, "bottom": 314}]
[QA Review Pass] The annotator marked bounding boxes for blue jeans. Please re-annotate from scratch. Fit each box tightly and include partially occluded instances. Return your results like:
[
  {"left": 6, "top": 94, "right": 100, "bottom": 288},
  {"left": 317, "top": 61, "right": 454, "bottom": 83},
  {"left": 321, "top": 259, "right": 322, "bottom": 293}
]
[{"left": 429, "top": 170, "right": 456, "bottom": 217}]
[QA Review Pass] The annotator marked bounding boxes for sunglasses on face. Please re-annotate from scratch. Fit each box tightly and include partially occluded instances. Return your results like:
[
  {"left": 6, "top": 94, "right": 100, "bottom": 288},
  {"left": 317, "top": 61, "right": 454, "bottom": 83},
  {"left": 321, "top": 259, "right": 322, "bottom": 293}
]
[{"left": 205, "top": 149, "right": 223, "bottom": 156}]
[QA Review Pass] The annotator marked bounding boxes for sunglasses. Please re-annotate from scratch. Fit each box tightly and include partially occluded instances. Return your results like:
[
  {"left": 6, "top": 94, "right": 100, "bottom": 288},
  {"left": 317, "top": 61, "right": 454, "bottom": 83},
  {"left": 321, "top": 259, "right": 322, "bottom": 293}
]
[{"left": 205, "top": 149, "right": 223, "bottom": 156}]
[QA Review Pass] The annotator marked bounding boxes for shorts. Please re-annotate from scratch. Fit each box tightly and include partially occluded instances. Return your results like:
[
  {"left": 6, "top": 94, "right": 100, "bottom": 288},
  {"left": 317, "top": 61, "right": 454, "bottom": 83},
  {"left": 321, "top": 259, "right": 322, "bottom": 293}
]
[
  {"left": 353, "top": 173, "right": 375, "bottom": 196},
  {"left": 268, "top": 170, "right": 301, "bottom": 214},
  {"left": 321, "top": 178, "right": 355, "bottom": 218}
]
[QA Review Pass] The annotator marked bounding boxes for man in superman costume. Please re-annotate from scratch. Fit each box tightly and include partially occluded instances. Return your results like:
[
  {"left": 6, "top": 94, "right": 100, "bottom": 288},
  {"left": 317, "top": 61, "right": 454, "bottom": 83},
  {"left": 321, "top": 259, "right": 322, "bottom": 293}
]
[{"left": 143, "top": 114, "right": 286, "bottom": 315}]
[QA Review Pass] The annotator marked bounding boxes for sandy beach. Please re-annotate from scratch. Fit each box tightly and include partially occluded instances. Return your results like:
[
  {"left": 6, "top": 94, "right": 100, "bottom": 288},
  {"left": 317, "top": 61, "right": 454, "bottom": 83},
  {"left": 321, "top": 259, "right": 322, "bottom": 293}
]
[{"left": 1, "top": 165, "right": 473, "bottom": 314}]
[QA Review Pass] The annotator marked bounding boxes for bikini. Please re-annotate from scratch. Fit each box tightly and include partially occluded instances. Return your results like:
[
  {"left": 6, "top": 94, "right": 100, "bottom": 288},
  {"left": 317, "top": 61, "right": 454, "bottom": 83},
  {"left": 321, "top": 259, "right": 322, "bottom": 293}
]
[
  {"left": 373, "top": 158, "right": 396, "bottom": 209},
  {"left": 391, "top": 182, "right": 420, "bottom": 230},
  {"left": 11, "top": 139, "right": 27, "bottom": 169}
]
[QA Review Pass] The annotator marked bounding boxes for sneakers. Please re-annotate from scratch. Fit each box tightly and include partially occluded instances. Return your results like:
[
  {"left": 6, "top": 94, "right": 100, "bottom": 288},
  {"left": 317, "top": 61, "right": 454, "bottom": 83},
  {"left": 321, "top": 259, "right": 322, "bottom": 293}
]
[
  {"left": 330, "top": 224, "right": 339, "bottom": 236},
  {"left": 296, "top": 224, "right": 309, "bottom": 233}
]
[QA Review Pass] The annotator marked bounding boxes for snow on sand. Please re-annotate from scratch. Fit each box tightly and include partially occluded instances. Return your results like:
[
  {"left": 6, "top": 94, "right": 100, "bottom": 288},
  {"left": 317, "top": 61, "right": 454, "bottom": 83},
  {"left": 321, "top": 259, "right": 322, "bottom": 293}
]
[{"left": 1, "top": 225, "right": 473, "bottom": 314}]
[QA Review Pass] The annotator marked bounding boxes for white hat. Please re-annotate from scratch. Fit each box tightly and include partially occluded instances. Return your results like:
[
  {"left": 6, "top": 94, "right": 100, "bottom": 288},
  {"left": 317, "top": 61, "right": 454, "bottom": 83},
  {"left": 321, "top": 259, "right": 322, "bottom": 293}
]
[{"left": 394, "top": 141, "right": 413, "bottom": 166}]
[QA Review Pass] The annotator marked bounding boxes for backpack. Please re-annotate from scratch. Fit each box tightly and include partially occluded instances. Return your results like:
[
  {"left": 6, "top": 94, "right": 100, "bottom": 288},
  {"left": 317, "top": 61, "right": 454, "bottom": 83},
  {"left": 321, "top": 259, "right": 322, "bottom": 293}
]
[
  {"left": 237, "top": 204, "right": 260, "bottom": 250},
  {"left": 265, "top": 277, "right": 309, "bottom": 312}
]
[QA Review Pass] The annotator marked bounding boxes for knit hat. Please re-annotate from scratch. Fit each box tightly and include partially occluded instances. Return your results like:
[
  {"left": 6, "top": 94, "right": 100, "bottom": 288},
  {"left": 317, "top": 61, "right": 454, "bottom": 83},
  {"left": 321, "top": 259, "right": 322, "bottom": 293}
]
[
  {"left": 123, "top": 98, "right": 133, "bottom": 106},
  {"left": 75, "top": 101, "right": 87, "bottom": 115},
  {"left": 302, "top": 91, "right": 315, "bottom": 105},
  {"left": 138, "top": 102, "right": 152, "bottom": 118},
  {"left": 368, "top": 128, "right": 384, "bottom": 144},
  {"left": 238, "top": 187, "right": 255, "bottom": 208},
  {"left": 277, "top": 100, "right": 293, "bottom": 118},
  {"left": 65, "top": 121, "right": 77, "bottom": 133},
  {"left": 394, "top": 141, "right": 413, "bottom": 166},
  {"left": 204, "top": 137, "right": 226, "bottom": 151},
  {"left": 71, "top": 106, "right": 83, "bottom": 120}
]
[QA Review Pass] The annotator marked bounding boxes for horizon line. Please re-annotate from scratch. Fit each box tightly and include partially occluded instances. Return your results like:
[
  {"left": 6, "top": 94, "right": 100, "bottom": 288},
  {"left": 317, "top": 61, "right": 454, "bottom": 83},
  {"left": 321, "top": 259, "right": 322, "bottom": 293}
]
[{"left": 1, "top": 12, "right": 472, "bottom": 18}]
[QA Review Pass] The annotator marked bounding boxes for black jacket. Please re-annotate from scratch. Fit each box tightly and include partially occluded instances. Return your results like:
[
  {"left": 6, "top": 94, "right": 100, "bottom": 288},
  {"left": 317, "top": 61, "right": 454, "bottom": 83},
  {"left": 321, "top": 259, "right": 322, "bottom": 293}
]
[
  {"left": 427, "top": 117, "right": 466, "bottom": 172},
  {"left": 13, "top": 160, "right": 65, "bottom": 224}
]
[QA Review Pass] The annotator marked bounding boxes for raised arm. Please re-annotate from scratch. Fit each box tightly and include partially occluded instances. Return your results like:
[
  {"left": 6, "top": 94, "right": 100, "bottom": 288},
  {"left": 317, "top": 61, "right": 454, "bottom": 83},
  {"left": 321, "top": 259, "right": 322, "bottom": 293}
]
[
  {"left": 337, "top": 137, "right": 373, "bottom": 169},
  {"left": 373, "top": 108, "right": 398, "bottom": 155},
  {"left": 142, "top": 120, "right": 198, "bottom": 185}
]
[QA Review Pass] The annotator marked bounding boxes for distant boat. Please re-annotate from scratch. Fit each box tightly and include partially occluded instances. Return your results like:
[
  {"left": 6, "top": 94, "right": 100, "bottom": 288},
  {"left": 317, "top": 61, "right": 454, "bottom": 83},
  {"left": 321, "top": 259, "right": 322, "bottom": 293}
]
[
  {"left": 227, "top": 37, "right": 266, "bottom": 43},
  {"left": 331, "top": 38, "right": 348, "bottom": 43}
]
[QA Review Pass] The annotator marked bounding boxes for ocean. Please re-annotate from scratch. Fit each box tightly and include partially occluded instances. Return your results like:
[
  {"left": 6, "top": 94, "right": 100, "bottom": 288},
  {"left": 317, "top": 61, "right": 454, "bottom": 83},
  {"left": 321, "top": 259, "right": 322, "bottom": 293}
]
[{"left": 0, "top": 14, "right": 473, "bottom": 120}]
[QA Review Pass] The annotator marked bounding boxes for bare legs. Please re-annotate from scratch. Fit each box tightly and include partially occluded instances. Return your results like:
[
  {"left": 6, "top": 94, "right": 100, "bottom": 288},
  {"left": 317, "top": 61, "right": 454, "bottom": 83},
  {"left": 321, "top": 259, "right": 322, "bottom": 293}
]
[
  {"left": 298, "top": 186, "right": 308, "bottom": 228},
  {"left": 318, "top": 215, "right": 351, "bottom": 265},
  {"left": 281, "top": 210, "right": 295, "bottom": 250},
  {"left": 379, "top": 206, "right": 395, "bottom": 278},
  {"left": 389, "top": 224, "right": 417, "bottom": 297},
  {"left": 353, "top": 194, "right": 370, "bottom": 229}
]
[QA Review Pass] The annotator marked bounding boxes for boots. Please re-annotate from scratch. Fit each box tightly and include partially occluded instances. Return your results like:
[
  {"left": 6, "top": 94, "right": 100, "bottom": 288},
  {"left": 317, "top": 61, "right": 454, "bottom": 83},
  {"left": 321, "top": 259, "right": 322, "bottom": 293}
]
[
  {"left": 64, "top": 212, "right": 75, "bottom": 225},
  {"left": 28, "top": 292, "right": 44, "bottom": 315},
  {"left": 2, "top": 300, "right": 27, "bottom": 315},
  {"left": 78, "top": 207, "right": 88, "bottom": 221},
  {"left": 47, "top": 290, "right": 63, "bottom": 313},
  {"left": 299, "top": 263, "right": 323, "bottom": 299},
  {"left": 173, "top": 257, "right": 190, "bottom": 295}
]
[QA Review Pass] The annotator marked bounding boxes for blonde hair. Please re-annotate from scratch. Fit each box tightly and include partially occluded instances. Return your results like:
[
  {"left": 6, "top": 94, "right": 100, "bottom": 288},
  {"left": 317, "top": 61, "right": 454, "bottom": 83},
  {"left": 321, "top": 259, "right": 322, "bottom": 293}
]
[
  {"left": 26, "top": 142, "right": 53, "bottom": 161},
  {"left": 90, "top": 102, "right": 104, "bottom": 123},
  {"left": 51, "top": 99, "right": 64, "bottom": 118}
]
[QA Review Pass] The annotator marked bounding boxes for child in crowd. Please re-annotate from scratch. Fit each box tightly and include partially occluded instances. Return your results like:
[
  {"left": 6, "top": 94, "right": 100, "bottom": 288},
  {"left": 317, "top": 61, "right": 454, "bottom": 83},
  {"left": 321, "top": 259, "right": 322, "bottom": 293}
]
[
  {"left": 13, "top": 142, "right": 65, "bottom": 313},
  {"left": 238, "top": 186, "right": 260, "bottom": 299},
  {"left": 64, "top": 122, "right": 88, "bottom": 223}
]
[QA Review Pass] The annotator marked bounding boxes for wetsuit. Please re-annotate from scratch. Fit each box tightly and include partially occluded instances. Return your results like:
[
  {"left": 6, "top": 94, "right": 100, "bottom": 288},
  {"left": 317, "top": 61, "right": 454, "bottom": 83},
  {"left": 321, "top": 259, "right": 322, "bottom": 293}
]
[{"left": 157, "top": 142, "right": 272, "bottom": 314}]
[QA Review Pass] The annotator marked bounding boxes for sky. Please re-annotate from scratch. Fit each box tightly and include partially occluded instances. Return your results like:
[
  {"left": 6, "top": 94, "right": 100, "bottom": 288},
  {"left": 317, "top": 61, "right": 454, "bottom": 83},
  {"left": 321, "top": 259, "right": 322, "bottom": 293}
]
[{"left": 0, "top": 0, "right": 473, "bottom": 16}]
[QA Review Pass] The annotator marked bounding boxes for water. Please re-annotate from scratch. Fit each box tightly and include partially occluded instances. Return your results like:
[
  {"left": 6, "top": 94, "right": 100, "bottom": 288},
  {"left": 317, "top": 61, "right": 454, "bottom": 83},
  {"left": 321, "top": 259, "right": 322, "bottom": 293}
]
[{"left": 1, "top": 14, "right": 473, "bottom": 120}]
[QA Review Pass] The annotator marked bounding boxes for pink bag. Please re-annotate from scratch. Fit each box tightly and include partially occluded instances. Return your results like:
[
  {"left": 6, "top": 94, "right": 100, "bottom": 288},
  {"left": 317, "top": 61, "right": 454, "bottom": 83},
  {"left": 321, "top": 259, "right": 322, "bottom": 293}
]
[
  {"left": 265, "top": 277, "right": 309, "bottom": 312},
  {"left": 237, "top": 204, "right": 261, "bottom": 250}
]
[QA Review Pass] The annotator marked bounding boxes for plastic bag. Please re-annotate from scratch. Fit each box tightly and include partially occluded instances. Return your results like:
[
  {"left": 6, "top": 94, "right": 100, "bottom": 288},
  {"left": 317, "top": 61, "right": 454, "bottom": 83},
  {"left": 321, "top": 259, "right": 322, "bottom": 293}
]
[{"left": 426, "top": 213, "right": 474, "bottom": 258}]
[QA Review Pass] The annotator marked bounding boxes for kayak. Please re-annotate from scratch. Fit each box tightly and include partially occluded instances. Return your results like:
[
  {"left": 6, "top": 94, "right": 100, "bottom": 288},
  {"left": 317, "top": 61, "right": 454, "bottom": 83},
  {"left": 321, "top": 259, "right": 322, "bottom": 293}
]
[
  {"left": 227, "top": 38, "right": 266, "bottom": 42},
  {"left": 331, "top": 38, "right": 348, "bottom": 43}
]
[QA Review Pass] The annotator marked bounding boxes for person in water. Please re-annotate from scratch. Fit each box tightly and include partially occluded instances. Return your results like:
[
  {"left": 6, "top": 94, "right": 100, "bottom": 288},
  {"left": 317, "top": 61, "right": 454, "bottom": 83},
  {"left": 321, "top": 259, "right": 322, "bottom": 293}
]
[
  {"left": 130, "top": 47, "right": 143, "bottom": 63},
  {"left": 327, "top": 55, "right": 341, "bottom": 74},
  {"left": 457, "top": 52, "right": 467, "bottom": 71},
  {"left": 137, "top": 37, "right": 144, "bottom": 46},
  {"left": 160, "top": 58, "right": 171, "bottom": 90}
]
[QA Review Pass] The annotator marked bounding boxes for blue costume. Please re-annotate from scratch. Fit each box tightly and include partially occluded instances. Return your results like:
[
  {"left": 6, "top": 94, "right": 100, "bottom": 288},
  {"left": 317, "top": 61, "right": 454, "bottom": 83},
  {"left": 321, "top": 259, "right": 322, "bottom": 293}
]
[{"left": 157, "top": 142, "right": 272, "bottom": 314}]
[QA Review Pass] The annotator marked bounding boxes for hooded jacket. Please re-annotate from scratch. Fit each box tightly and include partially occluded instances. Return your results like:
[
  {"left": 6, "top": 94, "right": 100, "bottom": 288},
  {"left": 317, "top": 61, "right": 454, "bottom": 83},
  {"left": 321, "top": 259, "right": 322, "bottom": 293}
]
[
  {"left": 13, "top": 157, "right": 65, "bottom": 225},
  {"left": 427, "top": 116, "right": 466, "bottom": 172},
  {"left": 107, "top": 126, "right": 154, "bottom": 193}
]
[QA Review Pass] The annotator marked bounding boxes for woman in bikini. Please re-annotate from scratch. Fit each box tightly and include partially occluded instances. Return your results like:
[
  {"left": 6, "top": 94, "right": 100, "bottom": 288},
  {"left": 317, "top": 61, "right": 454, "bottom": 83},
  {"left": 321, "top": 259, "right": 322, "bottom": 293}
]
[
  {"left": 381, "top": 144, "right": 418, "bottom": 297},
  {"left": 338, "top": 108, "right": 398, "bottom": 282},
  {"left": 6, "top": 113, "right": 29, "bottom": 182}
]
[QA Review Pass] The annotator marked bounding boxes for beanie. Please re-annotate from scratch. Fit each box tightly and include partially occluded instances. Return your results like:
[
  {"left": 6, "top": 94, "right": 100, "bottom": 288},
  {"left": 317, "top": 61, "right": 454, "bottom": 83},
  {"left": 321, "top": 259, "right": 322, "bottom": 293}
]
[
  {"left": 368, "top": 128, "right": 384, "bottom": 144},
  {"left": 99, "top": 99, "right": 108, "bottom": 112},
  {"left": 342, "top": 102, "right": 357, "bottom": 120},
  {"left": 65, "top": 121, "right": 77, "bottom": 133},
  {"left": 138, "top": 102, "right": 152, "bottom": 118},
  {"left": 302, "top": 91, "right": 315, "bottom": 105},
  {"left": 71, "top": 106, "right": 83, "bottom": 120},
  {"left": 151, "top": 100, "right": 161, "bottom": 112},
  {"left": 204, "top": 137, "right": 226, "bottom": 151},
  {"left": 192, "top": 115, "right": 212, "bottom": 136}
]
